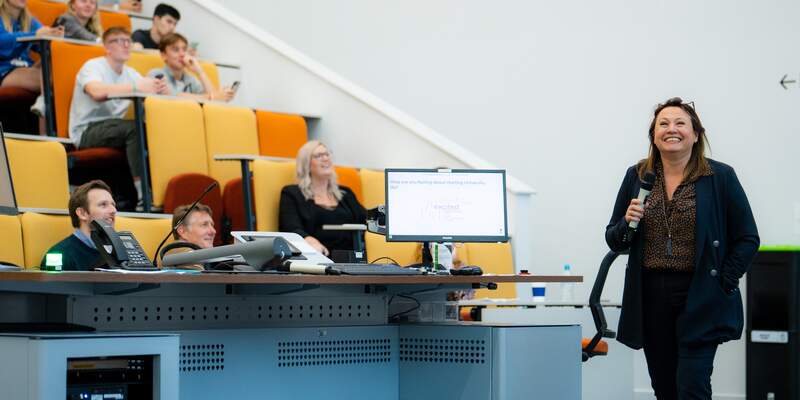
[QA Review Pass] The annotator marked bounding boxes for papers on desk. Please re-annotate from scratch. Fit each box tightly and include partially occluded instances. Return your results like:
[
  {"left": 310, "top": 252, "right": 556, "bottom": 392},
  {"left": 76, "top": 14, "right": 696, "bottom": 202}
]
[{"left": 95, "top": 268, "right": 201, "bottom": 274}]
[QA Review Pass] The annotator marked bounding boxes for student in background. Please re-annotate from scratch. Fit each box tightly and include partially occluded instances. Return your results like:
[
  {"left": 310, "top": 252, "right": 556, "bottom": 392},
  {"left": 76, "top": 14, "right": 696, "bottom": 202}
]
[
  {"left": 171, "top": 203, "right": 216, "bottom": 249},
  {"left": 69, "top": 26, "right": 168, "bottom": 204},
  {"left": 131, "top": 3, "right": 178, "bottom": 50},
  {"left": 42, "top": 180, "right": 116, "bottom": 271},
  {"left": 279, "top": 141, "right": 366, "bottom": 257},
  {"left": 0, "top": 0, "right": 63, "bottom": 92},
  {"left": 146, "top": 33, "right": 233, "bottom": 101},
  {"left": 54, "top": 0, "right": 103, "bottom": 42}
]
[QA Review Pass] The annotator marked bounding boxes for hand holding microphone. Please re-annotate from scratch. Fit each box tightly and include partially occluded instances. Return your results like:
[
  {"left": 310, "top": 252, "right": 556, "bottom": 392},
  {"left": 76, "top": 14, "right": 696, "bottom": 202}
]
[{"left": 624, "top": 171, "right": 655, "bottom": 242}]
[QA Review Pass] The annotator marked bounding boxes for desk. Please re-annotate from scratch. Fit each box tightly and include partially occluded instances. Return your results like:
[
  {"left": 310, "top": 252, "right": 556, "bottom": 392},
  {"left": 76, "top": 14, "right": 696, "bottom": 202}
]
[{"left": 0, "top": 271, "right": 583, "bottom": 399}]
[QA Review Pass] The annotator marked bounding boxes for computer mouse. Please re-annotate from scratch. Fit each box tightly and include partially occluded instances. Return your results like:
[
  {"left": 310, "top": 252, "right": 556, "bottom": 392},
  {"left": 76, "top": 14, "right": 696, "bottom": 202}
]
[{"left": 450, "top": 265, "right": 483, "bottom": 275}]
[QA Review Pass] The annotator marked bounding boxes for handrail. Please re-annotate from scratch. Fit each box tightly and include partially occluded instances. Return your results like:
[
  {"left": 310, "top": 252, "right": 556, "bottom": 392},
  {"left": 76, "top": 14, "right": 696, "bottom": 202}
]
[{"left": 188, "top": 0, "right": 534, "bottom": 196}]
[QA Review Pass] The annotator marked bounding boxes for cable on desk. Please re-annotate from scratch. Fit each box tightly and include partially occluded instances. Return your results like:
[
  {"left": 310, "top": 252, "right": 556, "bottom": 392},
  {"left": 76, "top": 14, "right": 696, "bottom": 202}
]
[{"left": 369, "top": 256, "right": 399, "bottom": 265}]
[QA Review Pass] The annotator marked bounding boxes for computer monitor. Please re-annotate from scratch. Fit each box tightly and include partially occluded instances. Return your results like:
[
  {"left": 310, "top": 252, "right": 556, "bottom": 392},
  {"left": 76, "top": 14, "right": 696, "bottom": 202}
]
[
  {"left": 0, "top": 124, "right": 18, "bottom": 215},
  {"left": 385, "top": 168, "right": 508, "bottom": 242}
]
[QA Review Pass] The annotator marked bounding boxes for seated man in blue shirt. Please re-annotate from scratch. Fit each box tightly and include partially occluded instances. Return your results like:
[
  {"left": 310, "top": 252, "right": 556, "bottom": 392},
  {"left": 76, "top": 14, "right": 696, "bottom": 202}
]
[{"left": 42, "top": 180, "right": 117, "bottom": 271}]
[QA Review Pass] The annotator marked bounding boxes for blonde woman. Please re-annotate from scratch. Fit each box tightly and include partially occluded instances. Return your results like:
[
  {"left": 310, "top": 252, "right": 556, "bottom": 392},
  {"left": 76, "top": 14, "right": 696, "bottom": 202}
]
[
  {"left": 0, "top": 0, "right": 63, "bottom": 92},
  {"left": 54, "top": 0, "right": 103, "bottom": 42},
  {"left": 279, "top": 141, "right": 366, "bottom": 258}
]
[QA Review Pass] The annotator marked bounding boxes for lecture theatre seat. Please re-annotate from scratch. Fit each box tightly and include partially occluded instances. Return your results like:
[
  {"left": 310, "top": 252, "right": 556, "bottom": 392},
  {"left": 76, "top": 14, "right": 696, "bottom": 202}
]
[
  {"left": 98, "top": 9, "right": 132, "bottom": 32},
  {"left": 359, "top": 168, "right": 418, "bottom": 265},
  {"left": 67, "top": 147, "right": 137, "bottom": 211},
  {"left": 0, "top": 214, "right": 25, "bottom": 267},
  {"left": 26, "top": 0, "right": 67, "bottom": 27},
  {"left": 0, "top": 87, "right": 38, "bottom": 134},
  {"left": 255, "top": 110, "right": 308, "bottom": 158},
  {"left": 144, "top": 97, "right": 209, "bottom": 208},
  {"left": 251, "top": 159, "right": 295, "bottom": 231},
  {"left": 335, "top": 166, "right": 364, "bottom": 205},
  {"left": 4, "top": 138, "right": 70, "bottom": 209},
  {"left": 161, "top": 173, "right": 223, "bottom": 246},
  {"left": 51, "top": 41, "right": 105, "bottom": 139},
  {"left": 201, "top": 103, "right": 259, "bottom": 239},
  {"left": 460, "top": 242, "right": 516, "bottom": 298},
  {"left": 19, "top": 212, "right": 72, "bottom": 269},
  {"left": 116, "top": 215, "right": 173, "bottom": 261}
]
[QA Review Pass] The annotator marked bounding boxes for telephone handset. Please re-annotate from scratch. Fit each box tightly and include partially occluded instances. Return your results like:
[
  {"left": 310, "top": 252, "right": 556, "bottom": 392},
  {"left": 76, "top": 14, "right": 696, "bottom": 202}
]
[{"left": 90, "top": 220, "right": 157, "bottom": 270}]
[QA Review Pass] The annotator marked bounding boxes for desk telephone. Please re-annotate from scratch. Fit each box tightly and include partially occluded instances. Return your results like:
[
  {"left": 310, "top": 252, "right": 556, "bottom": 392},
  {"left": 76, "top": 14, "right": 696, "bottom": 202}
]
[{"left": 90, "top": 220, "right": 157, "bottom": 270}]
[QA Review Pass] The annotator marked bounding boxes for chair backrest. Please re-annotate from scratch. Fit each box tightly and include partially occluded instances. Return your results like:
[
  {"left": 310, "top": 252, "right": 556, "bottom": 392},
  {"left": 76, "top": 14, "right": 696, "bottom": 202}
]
[
  {"left": 255, "top": 110, "right": 308, "bottom": 158},
  {"left": 202, "top": 103, "right": 259, "bottom": 187},
  {"left": 51, "top": 41, "right": 106, "bottom": 138},
  {"left": 251, "top": 159, "right": 295, "bottom": 232},
  {"left": 359, "top": 168, "right": 385, "bottom": 209},
  {"left": 144, "top": 97, "right": 209, "bottom": 207},
  {"left": 161, "top": 173, "right": 223, "bottom": 246},
  {"left": 116, "top": 215, "right": 172, "bottom": 261},
  {"left": 358, "top": 169, "right": 417, "bottom": 264},
  {"left": 335, "top": 166, "right": 363, "bottom": 205},
  {"left": 0, "top": 214, "right": 24, "bottom": 267},
  {"left": 5, "top": 138, "right": 70, "bottom": 209},
  {"left": 19, "top": 212, "right": 73, "bottom": 268},
  {"left": 98, "top": 10, "right": 131, "bottom": 31},
  {"left": 26, "top": 0, "right": 67, "bottom": 26},
  {"left": 461, "top": 242, "right": 516, "bottom": 298},
  {"left": 127, "top": 51, "right": 164, "bottom": 77}
]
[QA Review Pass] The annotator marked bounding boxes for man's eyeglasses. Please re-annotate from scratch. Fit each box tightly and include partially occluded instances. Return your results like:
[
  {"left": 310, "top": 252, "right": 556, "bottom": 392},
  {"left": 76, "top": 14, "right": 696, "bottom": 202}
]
[
  {"left": 312, "top": 151, "right": 332, "bottom": 160},
  {"left": 107, "top": 38, "right": 132, "bottom": 46}
]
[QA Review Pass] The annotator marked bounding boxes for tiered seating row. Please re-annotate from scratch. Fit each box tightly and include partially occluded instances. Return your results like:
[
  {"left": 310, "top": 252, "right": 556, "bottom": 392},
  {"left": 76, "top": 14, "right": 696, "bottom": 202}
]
[{"left": 0, "top": 211, "right": 171, "bottom": 269}]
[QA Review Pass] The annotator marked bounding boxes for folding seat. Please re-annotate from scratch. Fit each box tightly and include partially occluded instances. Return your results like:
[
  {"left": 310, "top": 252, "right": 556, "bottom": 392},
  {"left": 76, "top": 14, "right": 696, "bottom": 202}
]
[
  {"left": 116, "top": 214, "right": 173, "bottom": 261},
  {"left": 334, "top": 166, "right": 363, "bottom": 205},
  {"left": 98, "top": 10, "right": 131, "bottom": 31},
  {"left": 4, "top": 138, "right": 70, "bottom": 209},
  {"left": 0, "top": 214, "right": 24, "bottom": 267},
  {"left": 255, "top": 110, "right": 307, "bottom": 158},
  {"left": 460, "top": 242, "right": 517, "bottom": 298},
  {"left": 26, "top": 0, "right": 67, "bottom": 26},
  {"left": 250, "top": 159, "right": 295, "bottom": 231},
  {"left": 359, "top": 168, "right": 417, "bottom": 265},
  {"left": 19, "top": 212, "right": 72, "bottom": 268}
]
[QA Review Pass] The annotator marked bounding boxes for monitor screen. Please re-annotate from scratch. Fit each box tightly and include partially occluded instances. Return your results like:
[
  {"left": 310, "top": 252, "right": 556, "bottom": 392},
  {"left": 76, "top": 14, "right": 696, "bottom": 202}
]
[
  {"left": 385, "top": 169, "right": 508, "bottom": 242},
  {"left": 0, "top": 124, "right": 17, "bottom": 215}
]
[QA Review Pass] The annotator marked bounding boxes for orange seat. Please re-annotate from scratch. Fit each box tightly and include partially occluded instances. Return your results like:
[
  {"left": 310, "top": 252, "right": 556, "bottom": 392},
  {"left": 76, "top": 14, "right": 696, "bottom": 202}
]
[
  {"left": 162, "top": 173, "right": 223, "bottom": 246},
  {"left": 581, "top": 338, "right": 608, "bottom": 357},
  {"left": 98, "top": 10, "right": 131, "bottom": 31},
  {"left": 335, "top": 166, "right": 363, "bottom": 205},
  {"left": 255, "top": 110, "right": 308, "bottom": 158},
  {"left": 51, "top": 41, "right": 105, "bottom": 139},
  {"left": 26, "top": 0, "right": 67, "bottom": 26}
]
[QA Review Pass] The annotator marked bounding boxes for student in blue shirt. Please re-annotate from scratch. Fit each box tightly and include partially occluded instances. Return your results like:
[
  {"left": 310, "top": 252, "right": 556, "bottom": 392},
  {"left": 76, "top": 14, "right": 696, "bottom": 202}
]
[{"left": 0, "top": 0, "right": 63, "bottom": 92}]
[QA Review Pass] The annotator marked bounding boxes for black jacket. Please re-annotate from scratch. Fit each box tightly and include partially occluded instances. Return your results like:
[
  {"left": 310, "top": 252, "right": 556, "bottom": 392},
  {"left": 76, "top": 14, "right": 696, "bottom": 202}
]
[
  {"left": 605, "top": 159, "right": 760, "bottom": 349},
  {"left": 278, "top": 185, "right": 366, "bottom": 251}
]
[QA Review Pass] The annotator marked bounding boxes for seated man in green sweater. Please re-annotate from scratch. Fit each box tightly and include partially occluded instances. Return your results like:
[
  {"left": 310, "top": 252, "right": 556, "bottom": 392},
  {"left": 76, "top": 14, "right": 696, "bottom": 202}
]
[{"left": 42, "top": 180, "right": 117, "bottom": 271}]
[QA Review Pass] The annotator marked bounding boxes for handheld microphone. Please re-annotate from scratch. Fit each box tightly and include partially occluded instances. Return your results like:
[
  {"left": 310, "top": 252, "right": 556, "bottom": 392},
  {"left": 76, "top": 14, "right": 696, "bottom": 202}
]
[
  {"left": 625, "top": 171, "right": 656, "bottom": 242},
  {"left": 154, "top": 181, "right": 219, "bottom": 266}
]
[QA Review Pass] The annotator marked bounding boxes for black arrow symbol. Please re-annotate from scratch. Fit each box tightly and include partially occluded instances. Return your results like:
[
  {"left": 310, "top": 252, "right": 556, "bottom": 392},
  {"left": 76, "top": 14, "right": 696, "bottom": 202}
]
[{"left": 780, "top": 74, "right": 796, "bottom": 90}]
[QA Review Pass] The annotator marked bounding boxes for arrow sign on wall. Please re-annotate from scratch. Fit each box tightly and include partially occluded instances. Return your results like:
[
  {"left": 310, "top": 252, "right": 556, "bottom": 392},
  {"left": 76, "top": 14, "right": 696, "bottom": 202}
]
[{"left": 780, "top": 74, "right": 796, "bottom": 89}]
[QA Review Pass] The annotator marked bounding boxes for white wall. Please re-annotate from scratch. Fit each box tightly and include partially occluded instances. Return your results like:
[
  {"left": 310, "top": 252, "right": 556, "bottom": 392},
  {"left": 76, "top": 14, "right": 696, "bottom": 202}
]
[{"left": 165, "top": 1, "right": 800, "bottom": 398}]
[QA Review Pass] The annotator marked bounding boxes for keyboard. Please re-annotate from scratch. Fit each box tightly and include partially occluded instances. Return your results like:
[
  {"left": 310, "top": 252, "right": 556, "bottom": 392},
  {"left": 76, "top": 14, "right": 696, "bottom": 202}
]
[{"left": 325, "top": 263, "right": 425, "bottom": 276}]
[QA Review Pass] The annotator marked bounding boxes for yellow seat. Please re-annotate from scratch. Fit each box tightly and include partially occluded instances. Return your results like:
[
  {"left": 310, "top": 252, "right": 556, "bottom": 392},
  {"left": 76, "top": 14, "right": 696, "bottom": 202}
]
[
  {"left": 0, "top": 214, "right": 24, "bottom": 267},
  {"left": 144, "top": 97, "right": 209, "bottom": 207},
  {"left": 115, "top": 215, "right": 172, "bottom": 261},
  {"left": 461, "top": 242, "right": 516, "bottom": 298},
  {"left": 127, "top": 51, "right": 165, "bottom": 77},
  {"left": 202, "top": 103, "right": 259, "bottom": 187},
  {"left": 19, "top": 212, "right": 73, "bottom": 269},
  {"left": 251, "top": 159, "right": 295, "bottom": 231},
  {"left": 255, "top": 110, "right": 308, "bottom": 158},
  {"left": 359, "top": 168, "right": 417, "bottom": 265},
  {"left": 5, "top": 138, "right": 70, "bottom": 209}
]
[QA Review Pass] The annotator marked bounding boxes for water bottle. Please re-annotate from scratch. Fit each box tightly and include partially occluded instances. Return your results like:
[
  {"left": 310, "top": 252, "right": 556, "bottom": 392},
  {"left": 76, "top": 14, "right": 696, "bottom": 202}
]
[
  {"left": 560, "top": 264, "right": 574, "bottom": 302},
  {"left": 430, "top": 243, "right": 454, "bottom": 270}
]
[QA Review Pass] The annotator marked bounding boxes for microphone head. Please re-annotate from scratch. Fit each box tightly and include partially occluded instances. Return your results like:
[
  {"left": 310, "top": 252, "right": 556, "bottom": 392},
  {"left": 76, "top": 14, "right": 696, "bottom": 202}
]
[{"left": 641, "top": 171, "right": 656, "bottom": 191}]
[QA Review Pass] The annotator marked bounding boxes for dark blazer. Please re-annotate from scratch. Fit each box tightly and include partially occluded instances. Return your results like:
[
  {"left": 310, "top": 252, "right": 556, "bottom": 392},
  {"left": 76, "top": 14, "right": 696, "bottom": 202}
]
[
  {"left": 278, "top": 185, "right": 366, "bottom": 249},
  {"left": 605, "top": 158, "right": 759, "bottom": 349}
]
